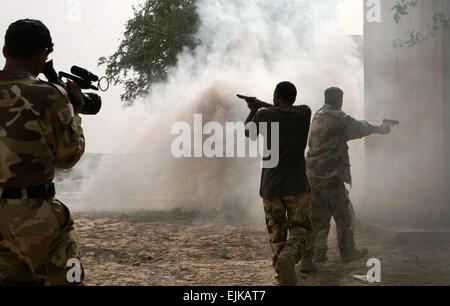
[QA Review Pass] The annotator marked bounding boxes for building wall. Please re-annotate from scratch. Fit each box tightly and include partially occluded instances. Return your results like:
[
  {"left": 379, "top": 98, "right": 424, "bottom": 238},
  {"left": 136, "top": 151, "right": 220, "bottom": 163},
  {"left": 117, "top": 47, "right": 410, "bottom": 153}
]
[
  {"left": 444, "top": 1, "right": 450, "bottom": 218},
  {"left": 364, "top": 0, "right": 446, "bottom": 226}
]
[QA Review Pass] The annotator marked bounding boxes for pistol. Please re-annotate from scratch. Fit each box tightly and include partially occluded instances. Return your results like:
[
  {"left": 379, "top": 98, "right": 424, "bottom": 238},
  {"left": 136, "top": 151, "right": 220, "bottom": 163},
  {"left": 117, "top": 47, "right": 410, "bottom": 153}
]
[
  {"left": 383, "top": 119, "right": 400, "bottom": 127},
  {"left": 237, "top": 94, "right": 275, "bottom": 109},
  {"left": 237, "top": 94, "right": 256, "bottom": 102}
]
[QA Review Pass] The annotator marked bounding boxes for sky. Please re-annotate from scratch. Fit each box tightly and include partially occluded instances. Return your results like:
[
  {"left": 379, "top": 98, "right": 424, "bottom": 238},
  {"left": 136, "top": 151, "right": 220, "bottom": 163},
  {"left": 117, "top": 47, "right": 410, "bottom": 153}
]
[
  {"left": 336, "top": 0, "right": 364, "bottom": 35},
  {"left": 0, "top": 0, "right": 363, "bottom": 153}
]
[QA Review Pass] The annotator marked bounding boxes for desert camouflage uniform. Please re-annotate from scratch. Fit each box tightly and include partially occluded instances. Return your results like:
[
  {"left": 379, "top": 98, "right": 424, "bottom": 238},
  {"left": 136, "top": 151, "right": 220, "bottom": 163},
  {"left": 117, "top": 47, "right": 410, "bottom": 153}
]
[
  {"left": 306, "top": 104, "right": 380, "bottom": 258},
  {"left": 263, "top": 193, "right": 313, "bottom": 275},
  {"left": 0, "top": 70, "right": 85, "bottom": 285}
]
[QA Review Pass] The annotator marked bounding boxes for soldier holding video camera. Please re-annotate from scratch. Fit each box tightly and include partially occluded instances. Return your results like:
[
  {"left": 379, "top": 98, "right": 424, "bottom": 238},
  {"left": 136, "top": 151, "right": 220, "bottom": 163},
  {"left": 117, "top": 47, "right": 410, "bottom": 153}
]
[{"left": 0, "top": 19, "right": 85, "bottom": 285}]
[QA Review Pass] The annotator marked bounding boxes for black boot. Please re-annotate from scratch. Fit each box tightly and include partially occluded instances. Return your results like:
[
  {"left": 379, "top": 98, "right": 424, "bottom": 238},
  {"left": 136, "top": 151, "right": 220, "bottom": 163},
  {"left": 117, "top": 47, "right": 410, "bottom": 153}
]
[
  {"left": 341, "top": 248, "right": 369, "bottom": 264},
  {"left": 276, "top": 255, "right": 297, "bottom": 286},
  {"left": 313, "top": 249, "right": 329, "bottom": 263},
  {"left": 300, "top": 257, "right": 318, "bottom": 273}
]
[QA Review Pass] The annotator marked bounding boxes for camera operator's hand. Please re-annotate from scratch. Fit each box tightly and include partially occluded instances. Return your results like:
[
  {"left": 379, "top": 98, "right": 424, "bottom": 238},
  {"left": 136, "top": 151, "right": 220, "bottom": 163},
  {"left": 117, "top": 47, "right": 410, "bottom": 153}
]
[{"left": 66, "top": 80, "right": 84, "bottom": 114}]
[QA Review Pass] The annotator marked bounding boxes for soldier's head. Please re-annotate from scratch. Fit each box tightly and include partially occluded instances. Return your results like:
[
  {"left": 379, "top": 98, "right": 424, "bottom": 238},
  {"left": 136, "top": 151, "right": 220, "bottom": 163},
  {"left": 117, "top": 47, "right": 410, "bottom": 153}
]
[
  {"left": 325, "top": 87, "right": 344, "bottom": 109},
  {"left": 3, "top": 19, "right": 54, "bottom": 76},
  {"left": 274, "top": 81, "right": 297, "bottom": 107}
]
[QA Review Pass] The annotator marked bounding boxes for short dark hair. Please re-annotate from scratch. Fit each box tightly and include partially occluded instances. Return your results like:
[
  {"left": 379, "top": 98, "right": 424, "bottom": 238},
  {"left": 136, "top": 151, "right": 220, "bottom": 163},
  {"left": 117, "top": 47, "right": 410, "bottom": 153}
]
[
  {"left": 325, "top": 87, "right": 344, "bottom": 106},
  {"left": 4, "top": 19, "right": 54, "bottom": 59},
  {"left": 275, "top": 81, "right": 297, "bottom": 104}
]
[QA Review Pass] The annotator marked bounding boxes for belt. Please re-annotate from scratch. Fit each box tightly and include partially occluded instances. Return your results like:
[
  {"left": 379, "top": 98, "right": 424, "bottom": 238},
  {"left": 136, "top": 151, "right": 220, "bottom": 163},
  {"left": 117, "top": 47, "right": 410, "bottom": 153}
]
[{"left": 0, "top": 183, "right": 56, "bottom": 199}]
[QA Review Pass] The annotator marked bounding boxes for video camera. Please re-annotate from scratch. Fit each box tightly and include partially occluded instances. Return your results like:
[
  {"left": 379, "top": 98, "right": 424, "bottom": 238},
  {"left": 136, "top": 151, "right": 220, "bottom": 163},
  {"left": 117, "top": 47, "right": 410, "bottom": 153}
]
[{"left": 41, "top": 60, "right": 109, "bottom": 115}]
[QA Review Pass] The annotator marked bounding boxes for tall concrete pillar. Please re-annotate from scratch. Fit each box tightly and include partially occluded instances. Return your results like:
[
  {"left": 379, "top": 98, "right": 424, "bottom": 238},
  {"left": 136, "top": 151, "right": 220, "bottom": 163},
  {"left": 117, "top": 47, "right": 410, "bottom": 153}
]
[
  {"left": 443, "top": 0, "right": 450, "bottom": 220},
  {"left": 364, "top": 0, "right": 446, "bottom": 226}
]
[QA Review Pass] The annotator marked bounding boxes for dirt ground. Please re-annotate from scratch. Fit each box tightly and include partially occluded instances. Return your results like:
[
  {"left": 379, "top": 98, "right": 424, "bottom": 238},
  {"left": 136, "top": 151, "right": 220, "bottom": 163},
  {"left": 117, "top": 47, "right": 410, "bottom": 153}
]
[{"left": 73, "top": 209, "right": 450, "bottom": 286}]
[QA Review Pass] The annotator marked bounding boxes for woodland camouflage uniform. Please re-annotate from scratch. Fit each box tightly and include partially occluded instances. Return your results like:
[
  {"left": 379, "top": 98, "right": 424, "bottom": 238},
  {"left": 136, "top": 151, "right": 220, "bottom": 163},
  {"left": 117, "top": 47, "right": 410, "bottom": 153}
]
[
  {"left": 0, "top": 70, "right": 85, "bottom": 285},
  {"left": 306, "top": 103, "right": 381, "bottom": 260}
]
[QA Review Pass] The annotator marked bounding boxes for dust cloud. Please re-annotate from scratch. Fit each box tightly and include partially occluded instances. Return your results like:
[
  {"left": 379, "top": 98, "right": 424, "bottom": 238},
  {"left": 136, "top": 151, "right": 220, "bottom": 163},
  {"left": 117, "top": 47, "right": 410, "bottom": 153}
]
[{"left": 64, "top": 0, "right": 365, "bottom": 217}]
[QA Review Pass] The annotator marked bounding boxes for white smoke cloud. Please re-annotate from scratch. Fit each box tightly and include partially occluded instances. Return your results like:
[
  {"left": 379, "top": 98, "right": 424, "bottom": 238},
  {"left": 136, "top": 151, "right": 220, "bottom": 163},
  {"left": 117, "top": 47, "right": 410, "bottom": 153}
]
[{"left": 67, "top": 0, "right": 364, "bottom": 216}]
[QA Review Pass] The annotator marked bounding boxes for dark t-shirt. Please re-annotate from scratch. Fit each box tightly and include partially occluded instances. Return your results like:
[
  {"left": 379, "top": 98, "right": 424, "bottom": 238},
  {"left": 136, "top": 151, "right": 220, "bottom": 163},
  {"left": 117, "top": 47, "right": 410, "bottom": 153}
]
[{"left": 252, "top": 106, "right": 311, "bottom": 200}]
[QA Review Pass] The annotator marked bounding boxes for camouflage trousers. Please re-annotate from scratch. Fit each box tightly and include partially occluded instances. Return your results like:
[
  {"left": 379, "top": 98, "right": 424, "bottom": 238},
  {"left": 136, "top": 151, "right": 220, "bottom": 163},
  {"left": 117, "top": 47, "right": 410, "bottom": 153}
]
[
  {"left": 263, "top": 193, "right": 313, "bottom": 273},
  {"left": 309, "top": 177, "right": 356, "bottom": 258},
  {"left": 0, "top": 197, "right": 83, "bottom": 286}
]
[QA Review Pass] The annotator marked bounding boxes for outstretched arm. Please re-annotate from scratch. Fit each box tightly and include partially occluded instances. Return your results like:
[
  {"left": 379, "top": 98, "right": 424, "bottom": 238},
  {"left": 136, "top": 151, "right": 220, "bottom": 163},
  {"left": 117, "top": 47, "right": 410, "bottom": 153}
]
[
  {"left": 344, "top": 115, "right": 391, "bottom": 141},
  {"left": 253, "top": 99, "right": 273, "bottom": 109}
]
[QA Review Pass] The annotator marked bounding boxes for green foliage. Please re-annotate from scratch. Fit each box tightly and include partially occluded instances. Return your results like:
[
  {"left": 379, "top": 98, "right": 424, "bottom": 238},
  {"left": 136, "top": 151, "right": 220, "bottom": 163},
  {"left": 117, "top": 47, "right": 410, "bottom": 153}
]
[
  {"left": 392, "top": 0, "right": 419, "bottom": 24},
  {"left": 99, "top": 0, "right": 200, "bottom": 105},
  {"left": 392, "top": 0, "right": 450, "bottom": 47}
]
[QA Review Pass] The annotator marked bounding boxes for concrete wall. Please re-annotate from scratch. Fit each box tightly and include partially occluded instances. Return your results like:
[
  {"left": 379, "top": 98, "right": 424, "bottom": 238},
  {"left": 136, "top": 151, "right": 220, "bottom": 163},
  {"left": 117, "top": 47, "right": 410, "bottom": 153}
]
[
  {"left": 444, "top": 1, "right": 450, "bottom": 219},
  {"left": 364, "top": 0, "right": 447, "bottom": 226}
]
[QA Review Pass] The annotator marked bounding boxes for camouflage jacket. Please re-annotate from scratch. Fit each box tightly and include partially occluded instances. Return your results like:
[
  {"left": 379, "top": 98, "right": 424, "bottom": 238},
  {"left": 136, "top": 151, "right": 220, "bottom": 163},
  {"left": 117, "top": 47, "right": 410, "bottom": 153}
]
[
  {"left": 306, "top": 104, "right": 380, "bottom": 185},
  {"left": 0, "top": 70, "right": 85, "bottom": 188}
]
